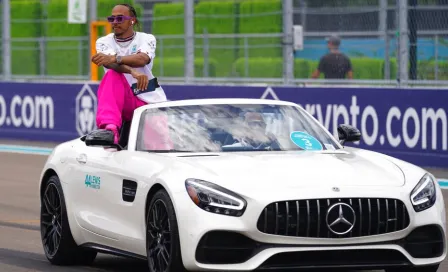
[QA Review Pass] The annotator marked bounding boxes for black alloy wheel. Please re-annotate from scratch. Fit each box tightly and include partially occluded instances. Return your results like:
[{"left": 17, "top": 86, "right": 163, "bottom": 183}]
[
  {"left": 40, "top": 175, "right": 97, "bottom": 265},
  {"left": 41, "top": 182, "right": 63, "bottom": 257},
  {"left": 146, "top": 189, "right": 185, "bottom": 272}
]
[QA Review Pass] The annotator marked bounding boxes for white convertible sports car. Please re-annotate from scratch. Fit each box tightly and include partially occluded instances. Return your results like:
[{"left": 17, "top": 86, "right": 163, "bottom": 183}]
[{"left": 39, "top": 98, "right": 446, "bottom": 272}]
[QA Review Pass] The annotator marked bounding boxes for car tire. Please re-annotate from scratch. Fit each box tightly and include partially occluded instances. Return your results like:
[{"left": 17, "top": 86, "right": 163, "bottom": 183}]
[
  {"left": 40, "top": 175, "right": 97, "bottom": 266},
  {"left": 386, "top": 264, "right": 440, "bottom": 272},
  {"left": 146, "top": 189, "right": 186, "bottom": 272}
]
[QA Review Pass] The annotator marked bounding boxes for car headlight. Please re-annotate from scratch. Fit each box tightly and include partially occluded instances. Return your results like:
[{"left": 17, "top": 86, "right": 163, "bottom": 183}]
[
  {"left": 185, "top": 179, "right": 247, "bottom": 217},
  {"left": 410, "top": 174, "right": 437, "bottom": 212}
]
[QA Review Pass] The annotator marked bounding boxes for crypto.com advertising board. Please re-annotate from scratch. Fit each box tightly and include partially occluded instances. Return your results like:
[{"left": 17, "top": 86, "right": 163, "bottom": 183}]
[{"left": 0, "top": 81, "right": 446, "bottom": 168}]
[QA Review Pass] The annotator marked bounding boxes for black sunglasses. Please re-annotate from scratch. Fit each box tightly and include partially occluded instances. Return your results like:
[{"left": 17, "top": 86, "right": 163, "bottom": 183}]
[{"left": 107, "top": 15, "right": 134, "bottom": 23}]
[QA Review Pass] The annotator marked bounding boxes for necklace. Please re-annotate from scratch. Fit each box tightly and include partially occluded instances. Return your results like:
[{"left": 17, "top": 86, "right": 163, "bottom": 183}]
[{"left": 114, "top": 32, "right": 136, "bottom": 48}]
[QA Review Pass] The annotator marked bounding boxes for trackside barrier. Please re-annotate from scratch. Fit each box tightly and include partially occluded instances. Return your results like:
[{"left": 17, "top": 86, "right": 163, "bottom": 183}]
[{"left": 0, "top": 82, "right": 447, "bottom": 168}]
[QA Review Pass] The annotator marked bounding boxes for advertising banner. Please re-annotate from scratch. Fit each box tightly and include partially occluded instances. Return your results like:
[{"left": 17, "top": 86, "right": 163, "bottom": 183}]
[
  {"left": 271, "top": 86, "right": 448, "bottom": 168},
  {"left": 0, "top": 82, "right": 446, "bottom": 167},
  {"left": 0, "top": 82, "right": 91, "bottom": 142}
]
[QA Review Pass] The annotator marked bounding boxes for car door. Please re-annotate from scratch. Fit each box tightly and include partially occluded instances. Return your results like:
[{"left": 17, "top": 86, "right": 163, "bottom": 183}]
[
  {"left": 70, "top": 144, "right": 124, "bottom": 244},
  {"left": 92, "top": 150, "right": 150, "bottom": 254}
]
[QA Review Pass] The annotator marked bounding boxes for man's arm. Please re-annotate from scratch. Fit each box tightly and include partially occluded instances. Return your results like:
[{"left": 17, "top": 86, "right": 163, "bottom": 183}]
[
  {"left": 92, "top": 37, "right": 149, "bottom": 69},
  {"left": 346, "top": 57, "right": 353, "bottom": 79},
  {"left": 92, "top": 37, "right": 149, "bottom": 89},
  {"left": 103, "top": 63, "right": 149, "bottom": 90},
  {"left": 347, "top": 70, "right": 353, "bottom": 79},
  {"left": 112, "top": 34, "right": 156, "bottom": 68},
  {"left": 92, "top": 53, "right": 149, "bottom": 69},
  {"left": 118, "top": 53, "right": 150, "bottom": 68},
  {"left": 311, "top": 69, "right": 320, "bottom": 79},
  {"left": 104, "top": 63, "right": 135, "bottom": 74}
]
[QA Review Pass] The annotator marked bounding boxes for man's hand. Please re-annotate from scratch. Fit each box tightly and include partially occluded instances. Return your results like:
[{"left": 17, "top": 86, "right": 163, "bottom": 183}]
[
  {"left": 131, "top": 70, "right": 149, "bottom": 91},
  {"left": 91, "top": 53, "right": 116, "bottom": 67}
]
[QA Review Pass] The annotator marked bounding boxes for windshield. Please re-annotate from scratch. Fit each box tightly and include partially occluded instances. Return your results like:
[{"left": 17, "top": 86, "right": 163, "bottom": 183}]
[{"left": 136, "top": 103, "right": 340, "bottom": 152}]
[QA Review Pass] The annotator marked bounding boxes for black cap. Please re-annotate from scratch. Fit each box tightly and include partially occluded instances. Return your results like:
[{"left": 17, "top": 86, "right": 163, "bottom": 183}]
[{"left": 326, "top": 35, "right": 341, "bottom": 47}]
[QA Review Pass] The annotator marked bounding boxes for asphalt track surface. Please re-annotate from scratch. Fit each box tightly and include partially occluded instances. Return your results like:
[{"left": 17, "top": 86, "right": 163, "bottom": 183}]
[{"left": 0, "top": 140, "right": 447, "bottom": 272}]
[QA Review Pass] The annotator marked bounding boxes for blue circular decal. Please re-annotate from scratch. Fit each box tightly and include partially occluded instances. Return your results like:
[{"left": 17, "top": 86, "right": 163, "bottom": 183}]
[{"left": 290, "top": 131, "right": 323, "bottom": 151}]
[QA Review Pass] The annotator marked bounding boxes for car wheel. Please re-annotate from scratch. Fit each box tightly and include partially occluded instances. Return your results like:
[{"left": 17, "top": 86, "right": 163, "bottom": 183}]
[
  {"left": 146, "top": 189, "right": 186, "bottom": 272},
  {"left": 40, "top": 175, "right": 97, "bottom": 265},
  {"left": 386, "top": 264, "right": 439, "bottom": 272}
]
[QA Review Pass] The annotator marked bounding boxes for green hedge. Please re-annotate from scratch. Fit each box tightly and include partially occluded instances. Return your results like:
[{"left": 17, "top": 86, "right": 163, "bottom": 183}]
[
  {"left": 151, "top": 0, "right": 283, "bottom": 77},
  {"left": 238, "top": 0, "right": 282, "bottom": 59},
  {"left": 307, "top": 0, "right": 437, "bottom": 7},
  {"left": 151, "top": 0, "right": 240, "bottom": 77},
  {"left": 152, "top": 57, "right": 218, "bottom": 78},
  {"left": 10, "top": 0, "right": 42, "bottom": 75},
  {"left": 234, "top": 58, "right": 311, "bottom": 78},
  {"left": 151, "top": 2, "right": 185, "bottom": 64},
  {"left": 194, "top": 0, "right": 239, "bottom": 77},
  {"left": 97, "top": 0, "right": 143, "bottom": 20},
  {"left": 8, "top": 0, "right": 447, "bottom": 80},
  {"left": 233, "top": 57, "right": 435, "bottom": 80},
  {"left": 419, "top": 60, "right": 448, "bottom": 80},
  {"left": 46, "top": 0, "right": 143, "bottom": 77},
  {"left": 388, "top": 58, "right": 448, "bottom": 80},
  {"left": 45, "top": 0, "right": 88, "bottom": 76}
]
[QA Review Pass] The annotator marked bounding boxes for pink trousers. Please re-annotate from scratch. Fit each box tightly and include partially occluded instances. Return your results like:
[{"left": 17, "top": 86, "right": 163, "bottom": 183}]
[{"left": 96, "top": 69, "right": 173, "bottom": 150}]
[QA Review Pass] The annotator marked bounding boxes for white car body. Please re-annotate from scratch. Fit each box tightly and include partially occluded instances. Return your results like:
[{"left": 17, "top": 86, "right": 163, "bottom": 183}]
[{"left": 39, "top": 98, "right": 446, "bottom": 271}]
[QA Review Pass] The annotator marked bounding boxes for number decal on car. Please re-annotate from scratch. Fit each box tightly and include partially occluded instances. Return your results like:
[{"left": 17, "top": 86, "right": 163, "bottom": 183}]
[{"left": 290, "top": 131, "right": 323, "bottom": 151}]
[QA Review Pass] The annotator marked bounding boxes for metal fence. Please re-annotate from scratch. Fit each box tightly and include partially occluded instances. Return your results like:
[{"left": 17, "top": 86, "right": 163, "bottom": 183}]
[{"left": 1, "top": 0, "right": 448, "bottom": 86}]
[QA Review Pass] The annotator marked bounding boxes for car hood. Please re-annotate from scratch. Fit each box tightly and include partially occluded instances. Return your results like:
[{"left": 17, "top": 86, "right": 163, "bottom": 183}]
[{"left": 173, "top": 149, "right": 405, "bottom": 190}]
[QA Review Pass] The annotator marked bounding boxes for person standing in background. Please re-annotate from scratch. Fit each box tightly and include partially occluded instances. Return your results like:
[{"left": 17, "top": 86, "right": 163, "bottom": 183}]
[{"left": 311, "top": 35, "right": 353, "bottom": 79}]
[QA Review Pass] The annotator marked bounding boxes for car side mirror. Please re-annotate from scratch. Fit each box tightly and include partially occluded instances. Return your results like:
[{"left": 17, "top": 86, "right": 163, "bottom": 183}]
[
  {"left": 337, "top": 124, "right": 361, "bottom": 146},
  {"left": 85, "top": 129, "right": 122, "bottom": 150}
]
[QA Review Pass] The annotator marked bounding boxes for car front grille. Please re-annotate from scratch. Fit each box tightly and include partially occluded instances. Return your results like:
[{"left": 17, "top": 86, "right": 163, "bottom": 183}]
[{"left": 257, "top": 198, "right": 410, "bottom": 238}]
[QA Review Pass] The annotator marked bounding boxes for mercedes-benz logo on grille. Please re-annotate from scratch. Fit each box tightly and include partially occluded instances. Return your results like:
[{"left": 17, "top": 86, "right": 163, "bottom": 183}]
[{"left": 326, "top": 202, "right": 356, "bottom": 235}]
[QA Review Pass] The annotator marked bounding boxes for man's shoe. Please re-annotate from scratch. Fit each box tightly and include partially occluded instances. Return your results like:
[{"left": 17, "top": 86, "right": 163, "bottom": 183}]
[{"left": 105, "top": 124, "right": 119, "bottom": 144}]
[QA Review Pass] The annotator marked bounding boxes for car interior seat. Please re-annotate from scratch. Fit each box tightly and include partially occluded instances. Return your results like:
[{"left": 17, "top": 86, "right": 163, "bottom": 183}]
[{"left": 118, "top": 120, "right": 132, "bottom": 149}]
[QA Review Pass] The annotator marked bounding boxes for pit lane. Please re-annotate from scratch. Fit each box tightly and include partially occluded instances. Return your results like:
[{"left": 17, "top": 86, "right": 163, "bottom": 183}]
[{"left": 0, "top": 142, "right": 447, "bottom": 272}]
